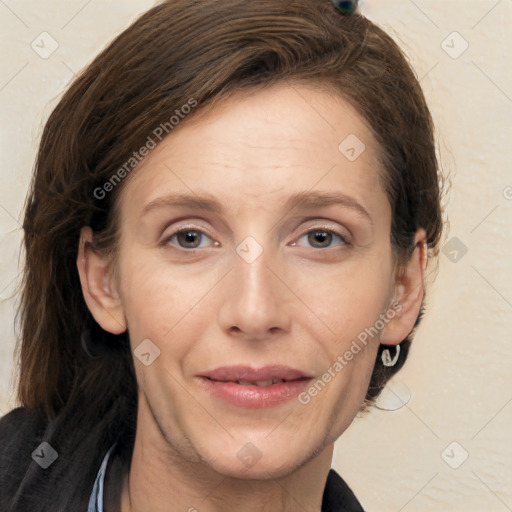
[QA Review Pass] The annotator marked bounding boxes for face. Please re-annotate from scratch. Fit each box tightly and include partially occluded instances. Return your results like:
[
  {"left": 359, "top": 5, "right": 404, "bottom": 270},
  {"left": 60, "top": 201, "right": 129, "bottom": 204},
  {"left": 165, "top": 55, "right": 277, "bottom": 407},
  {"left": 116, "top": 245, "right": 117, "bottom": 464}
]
[{"left": 89, "top": 83, "right": 403, "bottom": 478}]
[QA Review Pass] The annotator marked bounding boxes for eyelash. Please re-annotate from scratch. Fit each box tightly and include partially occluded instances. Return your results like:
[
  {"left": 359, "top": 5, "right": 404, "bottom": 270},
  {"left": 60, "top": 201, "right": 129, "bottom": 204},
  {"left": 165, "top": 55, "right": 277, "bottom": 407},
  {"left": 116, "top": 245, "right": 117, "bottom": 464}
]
[{"left": 160, "top": 225, "right": 350, "bottom": 250}]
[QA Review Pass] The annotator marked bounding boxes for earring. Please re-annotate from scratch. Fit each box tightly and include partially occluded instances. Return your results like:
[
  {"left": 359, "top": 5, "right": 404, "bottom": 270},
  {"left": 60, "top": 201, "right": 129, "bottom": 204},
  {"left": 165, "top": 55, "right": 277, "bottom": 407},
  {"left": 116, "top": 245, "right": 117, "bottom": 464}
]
[{"left": 381, "top": 344, "right": 400, "bottom": 367}]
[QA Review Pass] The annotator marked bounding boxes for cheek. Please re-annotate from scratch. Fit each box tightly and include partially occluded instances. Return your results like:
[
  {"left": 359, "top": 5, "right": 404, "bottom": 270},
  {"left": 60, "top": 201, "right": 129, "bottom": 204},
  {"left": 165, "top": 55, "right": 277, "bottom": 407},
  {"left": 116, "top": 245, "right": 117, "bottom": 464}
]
[
  {"left": 291, "top": 252, "right": 394, "bottom": 348},
  {"left": 117, "top": 253, "right": 219, "bottom": 351}
]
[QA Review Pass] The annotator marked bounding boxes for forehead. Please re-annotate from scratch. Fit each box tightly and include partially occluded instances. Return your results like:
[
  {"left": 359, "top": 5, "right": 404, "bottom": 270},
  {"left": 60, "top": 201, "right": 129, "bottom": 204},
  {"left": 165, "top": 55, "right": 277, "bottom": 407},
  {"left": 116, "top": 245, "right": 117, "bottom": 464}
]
[{"left": 118, "top": 82, "right": 386, "bottom": 219}]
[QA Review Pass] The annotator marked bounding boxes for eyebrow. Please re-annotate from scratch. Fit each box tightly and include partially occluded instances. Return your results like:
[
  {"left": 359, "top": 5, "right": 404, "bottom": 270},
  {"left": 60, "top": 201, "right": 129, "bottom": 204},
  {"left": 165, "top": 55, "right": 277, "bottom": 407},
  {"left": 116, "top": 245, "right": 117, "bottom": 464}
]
[
  {"left": 283, "top": 190, "right": 371, "bottom": 222},
  {"left": 141, "top": 190, "right": 371, "bottom": 222}
]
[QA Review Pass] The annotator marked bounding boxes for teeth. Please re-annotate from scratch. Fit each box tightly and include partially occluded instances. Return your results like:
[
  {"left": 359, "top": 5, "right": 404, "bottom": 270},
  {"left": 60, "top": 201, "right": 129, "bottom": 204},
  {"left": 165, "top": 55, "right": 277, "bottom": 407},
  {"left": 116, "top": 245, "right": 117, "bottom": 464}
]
[{"left": 236, "top": 379, "right": 285, "bottom": 387}]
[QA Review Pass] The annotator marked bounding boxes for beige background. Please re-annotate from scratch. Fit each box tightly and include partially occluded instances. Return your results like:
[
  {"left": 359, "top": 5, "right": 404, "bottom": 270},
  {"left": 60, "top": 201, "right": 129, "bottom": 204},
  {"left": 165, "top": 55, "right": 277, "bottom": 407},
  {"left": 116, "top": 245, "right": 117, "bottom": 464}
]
[{"left": 0, "top": 1, "right": 511, "bottom": 510}]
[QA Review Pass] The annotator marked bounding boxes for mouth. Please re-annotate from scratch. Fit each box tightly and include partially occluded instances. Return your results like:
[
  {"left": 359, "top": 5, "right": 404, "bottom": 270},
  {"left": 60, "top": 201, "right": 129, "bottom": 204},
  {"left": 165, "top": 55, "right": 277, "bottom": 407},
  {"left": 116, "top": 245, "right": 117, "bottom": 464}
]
[
  {"left": 203, "top": 376, "right": 310, "bottom": 387},
  {"left": 198, "top": 364, "right": 313, "bottom": 384},
  {"left": 196, "top": 365, "right": 314, "bottom": 408}
]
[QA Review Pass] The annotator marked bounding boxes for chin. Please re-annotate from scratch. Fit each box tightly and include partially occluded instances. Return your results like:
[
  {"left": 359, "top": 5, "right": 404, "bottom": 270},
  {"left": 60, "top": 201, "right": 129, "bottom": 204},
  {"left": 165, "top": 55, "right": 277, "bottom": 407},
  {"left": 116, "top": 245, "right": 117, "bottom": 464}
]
[
  {"left": 209, "top": 456, "right": 299, "bottom": 481},
  {"left": 197, "top": 438, "right": 309, "bottom": 481}
]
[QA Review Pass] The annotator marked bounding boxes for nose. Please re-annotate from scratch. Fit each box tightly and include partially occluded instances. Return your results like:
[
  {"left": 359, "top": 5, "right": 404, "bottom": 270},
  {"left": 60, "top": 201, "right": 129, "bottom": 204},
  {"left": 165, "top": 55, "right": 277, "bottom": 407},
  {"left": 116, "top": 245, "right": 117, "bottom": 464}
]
[{"left": 217, "top": 243, "right": 292, "bottom": 341}]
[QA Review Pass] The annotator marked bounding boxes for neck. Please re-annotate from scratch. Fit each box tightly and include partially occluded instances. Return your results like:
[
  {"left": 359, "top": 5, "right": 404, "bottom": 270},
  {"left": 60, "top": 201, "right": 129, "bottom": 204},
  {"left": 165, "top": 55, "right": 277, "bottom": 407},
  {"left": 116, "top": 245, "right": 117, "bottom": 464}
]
[{"left": 116, "top": 395, "right": 333, "bottom": 512}]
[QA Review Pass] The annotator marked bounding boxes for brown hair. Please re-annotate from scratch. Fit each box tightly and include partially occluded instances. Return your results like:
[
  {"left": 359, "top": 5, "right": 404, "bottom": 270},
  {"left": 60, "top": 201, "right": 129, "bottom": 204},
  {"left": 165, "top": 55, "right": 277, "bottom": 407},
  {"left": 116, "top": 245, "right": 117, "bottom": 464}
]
[{"left": 13, "top": 1, "right": 442, "bottom": 506}]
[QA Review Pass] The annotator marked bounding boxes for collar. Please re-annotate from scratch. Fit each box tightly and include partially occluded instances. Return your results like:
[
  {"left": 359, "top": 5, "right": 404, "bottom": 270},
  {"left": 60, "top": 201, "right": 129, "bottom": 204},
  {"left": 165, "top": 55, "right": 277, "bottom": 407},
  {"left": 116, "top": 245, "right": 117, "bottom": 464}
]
[{"left": 87, "top": 444, "right": 116, "bottom": 512}]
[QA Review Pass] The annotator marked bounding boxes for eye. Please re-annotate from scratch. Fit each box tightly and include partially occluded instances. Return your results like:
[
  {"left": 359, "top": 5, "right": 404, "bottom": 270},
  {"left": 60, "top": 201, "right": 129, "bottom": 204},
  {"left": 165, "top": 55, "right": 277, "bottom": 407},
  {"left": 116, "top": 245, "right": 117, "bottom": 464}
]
[
  {"left": 161, "top": 228, "right": 219, "bottom": 250},
  {"left": 293, "top": 228, "right": 349, "bottom": 249}
]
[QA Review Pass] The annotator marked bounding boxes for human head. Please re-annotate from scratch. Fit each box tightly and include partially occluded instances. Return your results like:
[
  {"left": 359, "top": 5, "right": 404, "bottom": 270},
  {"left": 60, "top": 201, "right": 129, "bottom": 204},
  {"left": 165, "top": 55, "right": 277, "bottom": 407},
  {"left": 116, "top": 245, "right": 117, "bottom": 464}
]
[{"left": 18, "top": 0, "right": 442, "bottom": 463}]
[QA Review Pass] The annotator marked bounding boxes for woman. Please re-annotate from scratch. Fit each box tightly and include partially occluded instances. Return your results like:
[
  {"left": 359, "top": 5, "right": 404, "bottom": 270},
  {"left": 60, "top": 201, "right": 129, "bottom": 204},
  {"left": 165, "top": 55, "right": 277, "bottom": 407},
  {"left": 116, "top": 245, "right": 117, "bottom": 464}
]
[{"left": 0, "top": 0, "right": 442, "bottom": 510}]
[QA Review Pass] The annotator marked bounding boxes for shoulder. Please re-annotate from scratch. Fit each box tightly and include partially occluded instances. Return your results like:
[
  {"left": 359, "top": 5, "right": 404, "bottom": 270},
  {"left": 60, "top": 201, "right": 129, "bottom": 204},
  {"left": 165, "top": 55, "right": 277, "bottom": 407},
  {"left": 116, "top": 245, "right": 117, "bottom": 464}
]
[
  {"left": 0, "top": 405, "right": 49, "bottom": 447},
  {"left": 0, "top": 406, "right": 47, "bottom": 436},
  {"left": 0, "top": 407, "right": 50, "bottom": 510},
  {"left": 322, "top": 468, "right": 365, "bottom": 512},
  {"left": 0, "top": 405, "right": 122, "bottom": 512},
  {"left": 0, "top": 406, "right": 49, "bottom": 464}
]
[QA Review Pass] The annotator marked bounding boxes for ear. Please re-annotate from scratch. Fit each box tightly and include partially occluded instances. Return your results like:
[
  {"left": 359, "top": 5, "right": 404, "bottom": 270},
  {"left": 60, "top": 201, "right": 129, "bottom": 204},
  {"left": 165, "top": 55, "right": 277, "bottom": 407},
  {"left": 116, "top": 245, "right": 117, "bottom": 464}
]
[
  {"left": 76, "top": 226, "right": 127, "bottom": 335},
  {"left": 380, "top": 228, "right": 428, "bottom": 346}
]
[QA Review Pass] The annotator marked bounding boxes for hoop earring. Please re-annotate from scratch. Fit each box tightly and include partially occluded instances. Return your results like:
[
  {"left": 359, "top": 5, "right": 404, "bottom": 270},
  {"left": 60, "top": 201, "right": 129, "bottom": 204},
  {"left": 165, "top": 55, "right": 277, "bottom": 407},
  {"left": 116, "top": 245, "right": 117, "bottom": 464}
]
[{"left": 381, "top": 344, "right": 400, "bottom": 367}]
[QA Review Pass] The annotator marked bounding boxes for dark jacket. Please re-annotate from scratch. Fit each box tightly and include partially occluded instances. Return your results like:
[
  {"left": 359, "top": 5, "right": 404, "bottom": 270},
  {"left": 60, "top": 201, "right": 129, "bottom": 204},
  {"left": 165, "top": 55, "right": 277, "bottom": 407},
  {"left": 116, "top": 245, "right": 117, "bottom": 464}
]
[{"left": 0, "top": 407, "right": 364, "bottom": 511}]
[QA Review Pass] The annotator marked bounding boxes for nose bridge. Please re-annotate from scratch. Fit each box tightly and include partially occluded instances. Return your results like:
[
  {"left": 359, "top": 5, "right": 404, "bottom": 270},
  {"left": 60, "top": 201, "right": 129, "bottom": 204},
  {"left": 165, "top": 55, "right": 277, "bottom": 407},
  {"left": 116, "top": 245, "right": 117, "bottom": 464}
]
[
  {"left": 217, "top": 236, "right": 291, "bottom": 338},
  {"left": 236, "top": 242, "right": 274, "bottom": 303}
]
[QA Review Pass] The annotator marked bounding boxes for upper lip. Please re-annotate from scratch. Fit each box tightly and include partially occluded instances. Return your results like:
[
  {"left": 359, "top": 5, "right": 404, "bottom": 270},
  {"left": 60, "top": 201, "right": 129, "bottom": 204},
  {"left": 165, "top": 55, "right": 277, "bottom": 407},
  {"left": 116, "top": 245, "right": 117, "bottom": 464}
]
[{"left": 198, "top": 365, "right": 313, "bottom": 382}]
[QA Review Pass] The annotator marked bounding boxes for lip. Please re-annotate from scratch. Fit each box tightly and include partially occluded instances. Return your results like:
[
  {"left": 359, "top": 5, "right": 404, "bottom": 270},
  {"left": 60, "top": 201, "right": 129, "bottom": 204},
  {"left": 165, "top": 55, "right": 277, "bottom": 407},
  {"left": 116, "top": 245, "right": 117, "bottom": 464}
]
[
  {"left": 196, "top": 365, "right": 314, "bottom": 409},
  {"left": 198, "top": 365, "right": 313, "bottom": 382}
]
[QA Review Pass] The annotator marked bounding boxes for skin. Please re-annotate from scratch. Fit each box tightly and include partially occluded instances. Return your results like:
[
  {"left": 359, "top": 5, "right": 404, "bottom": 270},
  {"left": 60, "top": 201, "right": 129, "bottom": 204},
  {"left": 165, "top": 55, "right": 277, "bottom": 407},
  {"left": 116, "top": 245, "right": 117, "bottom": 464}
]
[{"left": 77, "top": 82, "right": 427, "bottom": 512}]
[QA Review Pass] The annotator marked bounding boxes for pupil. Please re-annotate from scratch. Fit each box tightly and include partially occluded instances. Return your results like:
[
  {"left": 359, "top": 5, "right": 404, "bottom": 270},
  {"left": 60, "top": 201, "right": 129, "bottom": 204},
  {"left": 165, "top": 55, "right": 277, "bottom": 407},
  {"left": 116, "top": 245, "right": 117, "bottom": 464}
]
[
  {"left": 180, "top": 230, "right": 200, "bottom": 247},
  {"left": 309, "top": 231, "right": 331, "bottom": 247}
]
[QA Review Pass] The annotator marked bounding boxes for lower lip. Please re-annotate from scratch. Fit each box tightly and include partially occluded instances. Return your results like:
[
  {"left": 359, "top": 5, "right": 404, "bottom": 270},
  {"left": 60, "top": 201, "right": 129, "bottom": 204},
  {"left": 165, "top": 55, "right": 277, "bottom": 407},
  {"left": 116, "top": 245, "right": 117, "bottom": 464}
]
[{"left": 197, "top": 377, "right": 312, "bottom": 409}]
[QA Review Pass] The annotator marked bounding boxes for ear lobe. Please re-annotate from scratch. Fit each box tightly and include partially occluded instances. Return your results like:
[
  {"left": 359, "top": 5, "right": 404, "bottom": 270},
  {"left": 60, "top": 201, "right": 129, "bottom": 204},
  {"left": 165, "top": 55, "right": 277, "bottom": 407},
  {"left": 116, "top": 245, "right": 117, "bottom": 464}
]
[
  {"left": 77, "top": 226, "right": 127, "bottom": 335},
  {"left": 380, "top": 229, "right": 427, "bottom": 346}
]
